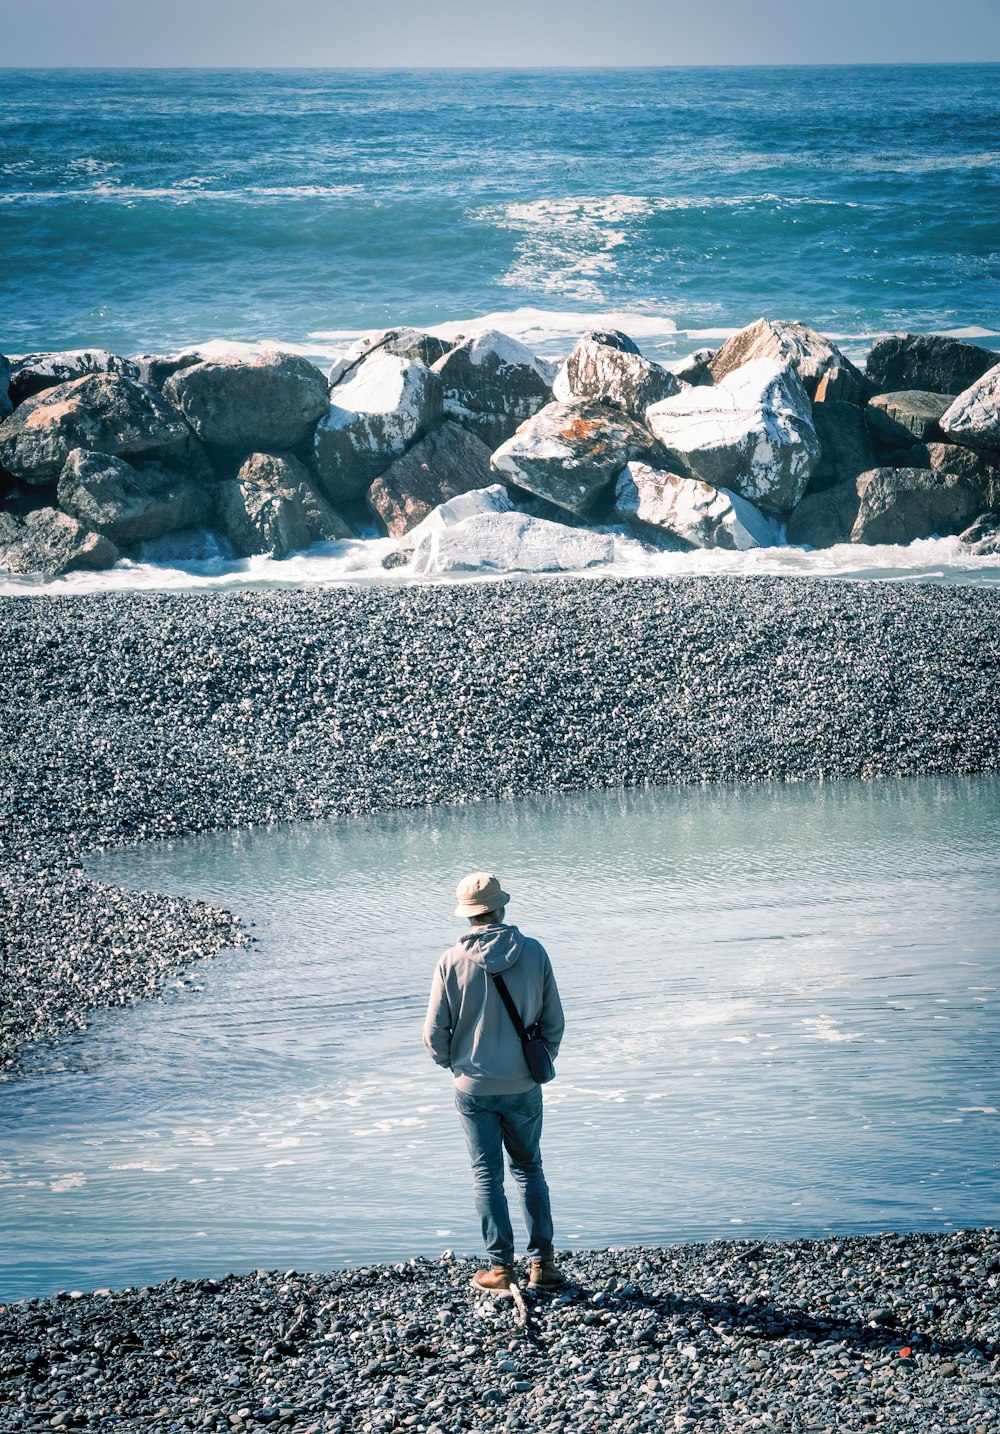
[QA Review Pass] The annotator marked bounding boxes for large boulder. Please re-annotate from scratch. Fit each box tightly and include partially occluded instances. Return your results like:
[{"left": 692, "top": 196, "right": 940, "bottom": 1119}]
[
  {"left": 865, "top": 334, "right": 999, "bottom": 396},
  {"left": 163, "top": 349, "right": 329, "bottom": 452},
  {"left": 132, "top": 351, "right": 202, "bottom": 392},
  {"left": 367, "top": 421, "right": 493, "bottom": 538},
  {"left": 8, "top": 350, "right": 139, "bottom": 407},
  {"left": 400, "top": 482, "right": 515, "bottom": 549},
  {"left": 645, "top": 360, "right": 820, "bottom": 515},
  {"left": 613, "top": 462, "right": 779, "bottom": 551},
  {"left": 812, "top": 366, "right": 867, "bottom": 404},
  {"left": 866, "top": 390, "right": 951, "bottom": 445},
  {"left": 665, "top": 348, "right": 715, "bottom": 387},
  {"left": 431, "top": 330, "right": 552, "bottom": 449},
  {"left": 490, "top": 399, "right": 659, "bottom": 515},
  {"left": 329, "top": 328, "right": 453, "bottom": 385},
  {"left": 926, "top": 442, "right": 1000, "bottom": 509},
  {"left": 215, "top": 481, "right": 312, "bottom": 560},
  {"left": 551, "top": 330, "right": 680, "bottom": 418},
  {"left": 0, "top": 506, "right": 118, "bottom": 576},
  {"left": 0, "top": 374, "right": 191, "bottom": 484},
  {"left": 786, "top": 481, "right": 861, "bottom": 549},
  {"left": 939, "top": 362, "right": 1000, "bottom": 451},
  {"left": 56, "top": 449, "right": 213, "bottom": 546},
  {"left": 236, "top": 451, "right": 352, "bottom": 543},
  {"left": 960, "top": 513, "right": 1000, "bottom": 556},
  {"left": 313, "top": 351, "right": 443, "bottom": 505},
  {"left": 709, "top": 318, "right": 862, "bottom": 398},
  {"left": 0, "top": 354, "right": 11, "bottom": 420},
  {"left": 850, "top": 467, "right": 984, "bottom": 545},
  {"left": 408, "top": 509, "right": 614, "bottom": 576},
  {"left": 810, "top": 401, "right": 877, "bottom": 491}
]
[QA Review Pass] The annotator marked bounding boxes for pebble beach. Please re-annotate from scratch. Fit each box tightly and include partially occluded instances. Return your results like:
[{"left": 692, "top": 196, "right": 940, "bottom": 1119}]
[{"left": 3, "top": 574, "right": 1000, "bottom": 1432}]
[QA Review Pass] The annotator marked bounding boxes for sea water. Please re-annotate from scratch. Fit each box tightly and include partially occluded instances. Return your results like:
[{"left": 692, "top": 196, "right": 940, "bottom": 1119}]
[{"left": 1, "top": 777, "right": 997, "bottom": 1302}]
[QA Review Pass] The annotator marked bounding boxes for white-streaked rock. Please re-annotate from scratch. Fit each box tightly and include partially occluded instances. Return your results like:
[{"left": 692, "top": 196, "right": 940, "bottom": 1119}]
[
  {"left": 431, "top": 329, "right": 551, "bottom": 448},
  {"left": 8, "top": 349, "right": 139, "bottom": 406},
  {"left": 408, "top": 509, "right": 614, "bottom": 575},
  {"left": 491, "top": 398, "right": 657, "bottom": 514},
  {"left": 400, "top": 483, "right": 515, "bottom": 549},
  {"left": 328, "top": 328, "right": 453, "bottom": 386},
  {"left": 939, "top": 361, "right": 1000, "bottom": 450},
  {"left": 313, "top": 352, "right": 443, "bottom": 504},
  {"left": 645, "top": 360, "right": 820, "bottom": 514},
  {"left": 709, "top": 318, "right": 858, "bottom": 397},
  {"left": 551, "top": 330, "right": 680, "bottom": 417},
  {"left": 613, "top": 461, "right": 780, "bottom": 550}
]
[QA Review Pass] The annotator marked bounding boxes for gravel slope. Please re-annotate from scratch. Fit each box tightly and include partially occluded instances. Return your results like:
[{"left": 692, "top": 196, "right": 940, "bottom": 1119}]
[{"left": 2, "top": 576, "right": 999, "bottom": 1071}]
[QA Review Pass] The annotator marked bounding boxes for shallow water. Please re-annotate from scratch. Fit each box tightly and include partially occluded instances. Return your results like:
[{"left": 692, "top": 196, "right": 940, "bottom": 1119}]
[{"left": 2, "top": 777, "right": 998, "bottom": 1301}]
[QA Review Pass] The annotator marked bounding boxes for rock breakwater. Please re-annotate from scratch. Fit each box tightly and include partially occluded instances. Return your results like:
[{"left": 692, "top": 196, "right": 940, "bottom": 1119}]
[{"left": 1, "top": 1230, "right": 996, "bottom": 1432}]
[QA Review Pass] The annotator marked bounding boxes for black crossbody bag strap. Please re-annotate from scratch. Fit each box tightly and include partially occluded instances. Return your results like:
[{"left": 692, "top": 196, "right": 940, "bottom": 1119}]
[{"left": 490, "top": 972, "right": 531, "bottom": 1042}]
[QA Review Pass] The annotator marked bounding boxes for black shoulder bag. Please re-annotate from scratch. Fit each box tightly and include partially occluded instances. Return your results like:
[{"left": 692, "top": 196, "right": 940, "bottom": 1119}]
[{"left": 490, "top": 973, "right": 556, "bottom": 1084}]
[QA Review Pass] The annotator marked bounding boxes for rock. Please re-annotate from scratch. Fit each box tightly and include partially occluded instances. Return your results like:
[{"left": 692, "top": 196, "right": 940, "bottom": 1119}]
[
  {"left": 813, "top": 366, "right": 866, "bottom": 404},
  {"left": 163, "top": 349, "right": 329, "bottom": 452},
  {"left": 866, "top": 390, "right": 951, "bottom": 444},
  {"left": 408, "top": 509, "right": 614, "bottom": 575},
  {"left": 400, "top": 482, "right": 515, "bottom": 549},
  {"left": 431, "top": 330, "right": 552, "bottom": 448},
  {"left": 939, "top": 362, "right": 1000, "bottom": 450},
  {"left": 850, "top": 467, "right": 984, "bottom": 545},
  {"left": 613, "top": 462, "right": 780, "bottom": 550},
  {"left": 551, "top": 330, "right": 680, "bottom": 417},
  {"left": 810, "top": 401, "right": 877, "bottom": 491},
  {"left": 490, "top": 399, "right": 658, "bottom": 515},
  {"left": 329, "top": 328, "right": 453, "bottom": 386},
  {"left": 8, "top": 350, "right": 139, "bottom": 407},
  {"left": 0, "top": 374, "right": 192, "bottom": 484},
  {"left": 665, "top": 348, "right": 715, "bottom": 386},
  {"left": 646, "top": 360, "right": 820, "bottom": 514},
  {"left": 864, "top": 333, "right": 999, "bottom": 396},
  {"left": 959, "top": 512, "right": 1000, "bottom": 555},
  {"left": 215, "top": 480, "right": 313, "bottom": 560},
  {"left": 709, "top": 318, "right": 862, "bottom": 398},
  {"left": 0, "top": 353, "right": 11, "bottom": 420},
  {"left": 132, "top": 352, "right": 202, "bottom": 391},
  {"left": 926, "top": 441, "right": 1000, "bottom": 509},
  {"left": 0, "top": 506, "right": 118, "bottom": 575},
  {"left": 236, "top": 451, "right": 352, "bottom": 543},
  {"left": 313, "top": 352, "right": 443, "bottom": 505},
  {"left": 367, "top": 421, "right": 493, "bottom": 537},
  {"left": 56, "top": 449, "right": 213, "bottom": 546},
  {"left": 786, "top": 481, "right": 861, "bottom": 548}
]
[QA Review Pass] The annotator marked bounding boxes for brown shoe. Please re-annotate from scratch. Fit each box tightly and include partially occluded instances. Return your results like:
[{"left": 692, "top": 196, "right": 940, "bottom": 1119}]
[
  {"left": 528, "top": 1260, "right": 569, "bottom": 1290},
  {"left": 471, "top": 1264, "right": 516, "bottom": 1294}
]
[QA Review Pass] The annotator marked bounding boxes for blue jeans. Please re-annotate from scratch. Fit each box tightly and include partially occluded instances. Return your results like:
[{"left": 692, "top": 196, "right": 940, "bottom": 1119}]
[{"left": 454, "top": 1085, "right": 554, "bottom": 1267}]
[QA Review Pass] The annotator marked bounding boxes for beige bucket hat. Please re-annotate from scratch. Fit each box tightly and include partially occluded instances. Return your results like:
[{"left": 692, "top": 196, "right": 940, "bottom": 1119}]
[{"left": 454, "top": 871, "right": 511, "bottom": 918}]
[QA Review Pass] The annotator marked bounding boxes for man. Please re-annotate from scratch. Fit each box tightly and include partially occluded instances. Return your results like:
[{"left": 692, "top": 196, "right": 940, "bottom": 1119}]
[{"left": 422, "top": 870, "right": 567, "bottom": 1294}]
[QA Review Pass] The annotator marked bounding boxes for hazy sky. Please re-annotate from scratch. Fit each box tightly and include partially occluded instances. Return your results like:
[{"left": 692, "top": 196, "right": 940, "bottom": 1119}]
[{"left": 3, "top": 0, "right": 1000, "bottom": 67}]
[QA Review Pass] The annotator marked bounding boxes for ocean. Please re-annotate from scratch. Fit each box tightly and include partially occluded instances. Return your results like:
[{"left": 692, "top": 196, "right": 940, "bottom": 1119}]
[{"left": 2, "top": 65, "right": 999, "bottom": 363}]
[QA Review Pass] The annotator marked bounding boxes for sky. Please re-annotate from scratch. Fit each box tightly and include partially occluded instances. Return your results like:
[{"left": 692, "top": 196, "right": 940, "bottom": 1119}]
[{"left": 2, "top": 0, "right": 999, "bottom": 67}]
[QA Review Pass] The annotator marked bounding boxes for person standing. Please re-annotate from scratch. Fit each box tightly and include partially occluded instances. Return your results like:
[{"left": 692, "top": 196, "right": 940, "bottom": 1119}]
[{"left": 422, "top": 871, "right": 567, "bottom": 1293}]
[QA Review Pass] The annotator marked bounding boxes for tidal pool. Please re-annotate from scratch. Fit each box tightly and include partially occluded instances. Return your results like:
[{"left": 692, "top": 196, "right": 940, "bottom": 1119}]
[{"left": 2, "top": 777, "right": 998, "bottom": 1301}]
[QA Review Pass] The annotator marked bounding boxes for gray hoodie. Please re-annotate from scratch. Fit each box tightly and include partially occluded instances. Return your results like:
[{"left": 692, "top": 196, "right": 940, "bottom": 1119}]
[{"left": 422, "top": 923, "right": 565, "bottom": 1095}]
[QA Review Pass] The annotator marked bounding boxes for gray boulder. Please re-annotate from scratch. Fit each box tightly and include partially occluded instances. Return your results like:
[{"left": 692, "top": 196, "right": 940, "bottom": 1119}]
[
  {"left": 810, "top": 401, "right": 877, "bottom": 491},
  {"left": 959, "top": 513, "right": 1000, "bottom": 556},
  {"left": 431, "top": 330, "right": 552, "bottom": 449},
  {"left": 0, "top": 506, "right": 119, "bottom": 576},
  {"left": 0, "top": 353, "right": 11, "bottom": 420},
  {"left": 665, "top": 348, "right": 715, "bottom": 387},
  {"left": 812, "top": 366, "right": 866, "bottom": 404},
  {"left": 313, "top": 351, "right": 443, "bottom": 505},
  {"left": 490, "top": 399, "right": 658, "bottom": 515},
  {"left": 939, "top": 362, "right": 1000, "bottom": 451},
  {"left": 613, "top": 462, "right": 780, "bottom": 551},
  {"left": 709, "top": 318, "right": 862, "bottom": 398},
  {"left": 0, "top": 374, "right": 191, "bottom": 484},
  {"left": 367, "top": 421, "right": 493, "bottom": 538},
  {"left": 163, "top": 349, "right": 329, "bottom": 452},
  {"left": 866, "top": 390, "right": 951, "bottom": 445},
  {"left": 850, "top": 467, "right": 984, "bottom": 546},
  {"left": 865, "top": 333, "right": 999, "bottom": 396},
  {"left": 329, "top": 328, "right": 453, "bottom": 385},
  {"left": 132, "top": 351, "right": 202, "bottom": 392},
  {"left": 236, "top": 451, "right": 352, "bottom": 543},
  {"left": 646, "top": 360, "right": 820, "bottom": 515},
  {"left": 786, "top": 482, "right": 862, "bottom": 549},
  {"left": 552, "top": 330, "right": 680, "bottom": 418},
  {"left": 215, "top": 481, "right": 313, "bottom": 560},
  {"left": 8, "top": 349, "right": 139, "bottom": 407},
  {"left": 926, "top": 441, "right": 1000, "bottom": 509},
  {"left": 56, "top": 449, "right": 213, "bottom": 546}
]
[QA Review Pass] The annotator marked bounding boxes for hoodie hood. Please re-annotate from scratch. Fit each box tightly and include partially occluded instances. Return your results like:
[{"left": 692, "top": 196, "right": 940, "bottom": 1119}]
[{"left": 457, "top": 923, "right": 525, "bottom": 974}]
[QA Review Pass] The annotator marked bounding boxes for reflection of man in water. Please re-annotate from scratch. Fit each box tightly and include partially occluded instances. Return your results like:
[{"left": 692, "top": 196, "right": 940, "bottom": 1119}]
[{"left": 422, "top": 871, "right": 567, "bottom": 1293}]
